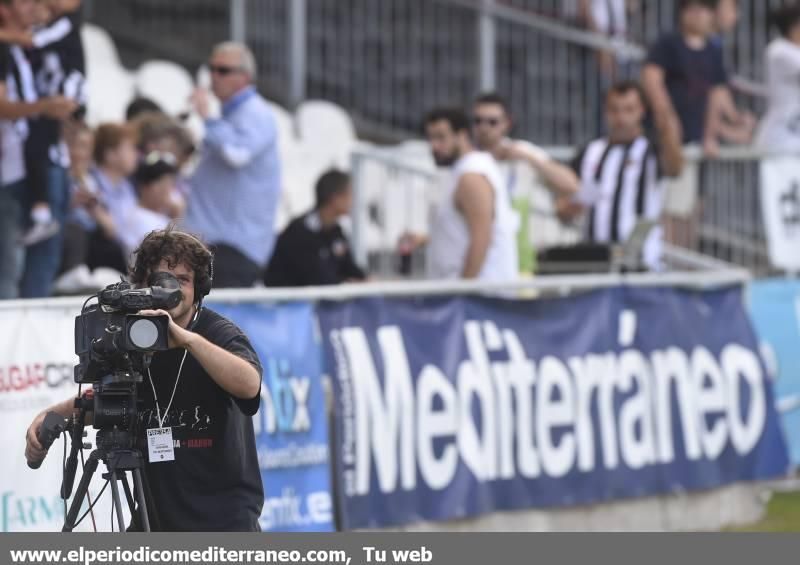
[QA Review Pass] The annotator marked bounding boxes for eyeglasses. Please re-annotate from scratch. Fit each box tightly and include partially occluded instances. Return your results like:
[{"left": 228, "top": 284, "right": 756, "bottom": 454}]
[
  {"left": 208, "top": 64, "right": 244, "bottom": 76},
  {"left": 472, "top": 116, "right": 502, "bottom": 127},
  {"left": 143, "top": 151, "right": 177, "bottom": 166}
]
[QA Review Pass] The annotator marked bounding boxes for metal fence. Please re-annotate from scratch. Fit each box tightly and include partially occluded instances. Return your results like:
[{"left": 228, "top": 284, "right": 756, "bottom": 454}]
[
  {"left": 350, "top": 145, "right": 784, "bottom": 278},
  {"left": 86, "top": 0, "right": 796, "bottom": 145}
]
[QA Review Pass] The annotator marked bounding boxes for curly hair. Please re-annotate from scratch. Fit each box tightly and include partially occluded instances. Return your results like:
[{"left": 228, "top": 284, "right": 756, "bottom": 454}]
[{"left": 129, "top": 227, "right": 213, "bottom": 301}]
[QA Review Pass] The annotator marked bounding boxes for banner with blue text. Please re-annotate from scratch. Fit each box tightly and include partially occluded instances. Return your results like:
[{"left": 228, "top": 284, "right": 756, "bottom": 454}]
[
  {"left": 211, "top": 302, "right": 334, "bottom": 532},
  {"left": 318, "top": 287, "right": 790, "bottom": 529},
  {"left": 748, "top": 279, "right": 800, "bottom": 467}
]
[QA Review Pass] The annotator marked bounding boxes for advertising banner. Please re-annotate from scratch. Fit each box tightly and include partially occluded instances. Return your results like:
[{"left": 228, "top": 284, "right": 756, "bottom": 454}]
[
  {"left": 211, "top": 302, "right": 334, "bottom": 532},
  {"left": 749, "top": 279, "right": 800, "bottom": 467},
  {"left": 319, "top": 287, "right": 790, "bottom": 529},
  {"left": 0, "top": 304, "right": 118, "bottom": 532}
]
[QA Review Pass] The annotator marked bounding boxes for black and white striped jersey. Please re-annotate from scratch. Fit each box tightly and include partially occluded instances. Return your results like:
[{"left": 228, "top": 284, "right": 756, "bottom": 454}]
[{"left": 572, "top": 136, "right": 665, "bottom": 269}]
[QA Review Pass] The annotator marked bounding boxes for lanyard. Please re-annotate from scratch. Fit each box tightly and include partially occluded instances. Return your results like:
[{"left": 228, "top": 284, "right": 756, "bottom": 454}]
[{"left": 147, "top": 349, "right": 188, "bottom": 429}]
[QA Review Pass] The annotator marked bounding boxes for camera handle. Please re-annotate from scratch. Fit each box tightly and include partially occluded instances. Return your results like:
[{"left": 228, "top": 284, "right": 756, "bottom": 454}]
[{"left": 61, "top": 397, "right": 90, "bottom": 500}]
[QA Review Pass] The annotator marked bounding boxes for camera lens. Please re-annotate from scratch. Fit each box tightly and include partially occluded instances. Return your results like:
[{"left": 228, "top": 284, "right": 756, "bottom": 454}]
[{"left": 128, "top": 318, "right": 160, "bottom": 349}]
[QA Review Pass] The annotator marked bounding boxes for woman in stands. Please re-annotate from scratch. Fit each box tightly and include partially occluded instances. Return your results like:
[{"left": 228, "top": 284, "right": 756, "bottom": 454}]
[{"left": 756, "top": 3, "right": 800, "bottom": 151}]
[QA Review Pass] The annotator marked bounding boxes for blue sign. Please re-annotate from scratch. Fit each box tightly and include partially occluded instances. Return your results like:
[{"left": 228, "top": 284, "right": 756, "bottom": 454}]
[
  {"left": 210, "top": 302, "right": 334, "bottom": 532},
  {"left": 749, "top": 279, "right": 800, "bottom": 467},
  {"left": 318, "top": 286, "right": 790, "bottom": 529}
]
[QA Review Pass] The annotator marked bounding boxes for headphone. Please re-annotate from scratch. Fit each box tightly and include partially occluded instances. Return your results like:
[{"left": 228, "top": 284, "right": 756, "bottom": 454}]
[
  {"left": 190, "top": 236, "right": 215, "bottom": 302},
  {"left": 144, "top": 229, "right": 214, "bottom": 303}
]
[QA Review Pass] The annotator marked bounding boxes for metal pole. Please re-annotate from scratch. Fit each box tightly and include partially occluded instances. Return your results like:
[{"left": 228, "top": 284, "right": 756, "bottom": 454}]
[
  {"left": 478, "top": 0, "right": 496, "bottom": 92},
  {"left": 351, "top": 153, "right": 368, "bottom": 268},
  {"left": 230, "top": 0, "right": 247, "bottom": 43},
  {"left": 288, "top": 0, "right": 307, "bottom": 107}
]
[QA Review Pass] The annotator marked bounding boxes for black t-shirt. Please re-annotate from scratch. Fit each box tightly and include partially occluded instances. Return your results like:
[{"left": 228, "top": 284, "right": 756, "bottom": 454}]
[
  {"left": 131, "top": 307, "right": 264, "bottom": 532},
  {"left": 646, "top": 32, "right": 728, "bottom": 143},
  {"left": 264, "top": 211, "right": 366, "bottom": 287}
]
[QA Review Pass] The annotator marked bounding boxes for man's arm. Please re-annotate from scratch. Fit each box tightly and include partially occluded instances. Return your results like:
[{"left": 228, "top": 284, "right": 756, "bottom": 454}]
[
  {"left": 148, "top": 311, "right": 261, "bottom": 400},
  {"left": 193, "top": 89, "right": 277, "bottom": 169},
  {"left": 653, "top": 105, "right": 684, "bottom": 177},
  {"left": 642, "top": 63, "right": 679, "bottom": 124},
  {"left": 184, "top": 334, "right": 261, "bottom": 399},
  {"left": 705, "top": 85, "right": 754, "bottom": 145},
  {"left": 203, "top": 116, "right": 277, "bottom": 169},
  {"left": 0, "top": 83, "right": 77, "bottom": 120},
  {"left": 25, "top": 394, "right": 90, "bottom": 465},
  {"left": 508, "top": 141, "right": 580, "bottom": 196},
  {"left": 0, "top": 28, "right": 33, "bottom": 47},
  {"left": 455, "top": 172, "right": 494, "bottom": 279}
]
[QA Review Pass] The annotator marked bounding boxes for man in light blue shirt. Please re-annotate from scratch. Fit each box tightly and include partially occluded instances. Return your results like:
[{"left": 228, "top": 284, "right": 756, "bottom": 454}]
[{"left": 185, "top": 42, "right": 282, "bottom": 288}]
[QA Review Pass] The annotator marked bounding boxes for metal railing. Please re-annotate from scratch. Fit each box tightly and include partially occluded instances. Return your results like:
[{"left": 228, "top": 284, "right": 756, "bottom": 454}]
[
  {"left": 86, "top": 0, "right": 791, "bottom": 145},
  {"left": 0, "top": 268, "right": 750, "bottom": 313},
  {"left": 350, "top": 144, "right": 791, "bottom": 278}
]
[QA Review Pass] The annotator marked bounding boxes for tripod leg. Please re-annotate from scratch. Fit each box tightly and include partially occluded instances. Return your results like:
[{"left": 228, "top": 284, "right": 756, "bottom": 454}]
[
  {"left": 62, "top": 451, "right": 100, "bottom": 532},
  {"left": 108, "top": 470, "right": 126, "bottom": 533},
  {"left": 131, "top": 468, "right": 151, "bottom": 532},
  {"left": 120, "top": 473, "right": 136, "bottom": 516}
]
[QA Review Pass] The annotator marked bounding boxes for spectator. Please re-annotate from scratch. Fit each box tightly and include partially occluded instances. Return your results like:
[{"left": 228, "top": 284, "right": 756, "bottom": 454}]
[
  {"left": 581, "top": 0, "right": 634, "bottom": 80},
  {"left": 755, "top": 4, "right": 800, "bottom": 152},
  {"left": 402, "top": 108, "right": 518, "bottom": 281},
  {"left": 556, "top": 82, "right": 683, "bottom": 270},
  {"left": 184, "top": 41, "right": 281, "bottom": 288},
  {"left": 125, "top": 96, "right": 162, "bottom": 122},
  {"left": 18, "top": 0, "right": 84, "bottom": 297},
  {"left": 642, "top": 0, "right": 752, "bottom": 155},
  {"left": 712, "top": 0, "right": 739, "bottom": 46},
  {"left": 85, "top": 122, "right": 138, "bottom": 273},
  {"left": 131, "top": 111, "right": 194, "bottom": 218},
  {"left": 264, "top": 170, "right": 365, "bottom": 287},
  {"left": 471, "top": 92, "right": 579, "bottom": 272},
  {"left": 472, "top": 93, "right": 580, "bottom": 198},
  {"left": 118, "top": 152, "right": 176, "bottom": 260},
  {"left": 58, "top": 119, "right": 95, "bottom": 278},
  {"left": 0, "top": 0, "right": 75, "bottom": 299}
]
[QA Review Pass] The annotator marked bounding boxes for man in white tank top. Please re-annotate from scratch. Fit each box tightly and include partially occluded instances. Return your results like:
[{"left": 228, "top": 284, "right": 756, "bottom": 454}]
[
  {"left": 402, "top": 107, "right": 518, "bottom": 281},
  {"left": 756, "top": 5, "right": 800, "bottom": 151}
]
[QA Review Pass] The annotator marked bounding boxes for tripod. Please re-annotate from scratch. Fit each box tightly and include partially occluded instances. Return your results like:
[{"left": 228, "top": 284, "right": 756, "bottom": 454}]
[{"left": 62, "top": 446, "right": 152, "bottom": 532}]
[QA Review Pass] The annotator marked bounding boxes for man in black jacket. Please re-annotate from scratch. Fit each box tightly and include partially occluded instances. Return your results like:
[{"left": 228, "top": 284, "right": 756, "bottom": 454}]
[{"left": 265, "top": 169, "right": 366, "bottom": 287}]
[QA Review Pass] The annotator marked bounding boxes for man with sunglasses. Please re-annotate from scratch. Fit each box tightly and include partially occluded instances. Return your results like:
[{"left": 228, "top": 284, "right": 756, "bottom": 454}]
[
  {"left": 471, "top": 93, "right": 580, "bottom": 272},
  {"left": 472, "top": 93, "right": 579, "bottom": 200},
  {"left": 185, "top": 41, "right": 282, "bottom": 288}
]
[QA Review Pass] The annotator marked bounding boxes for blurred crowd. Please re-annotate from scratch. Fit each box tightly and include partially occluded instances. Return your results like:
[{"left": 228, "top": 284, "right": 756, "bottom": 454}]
[{"left": 2, "top": 0, "right": 800, "bottom": 298}]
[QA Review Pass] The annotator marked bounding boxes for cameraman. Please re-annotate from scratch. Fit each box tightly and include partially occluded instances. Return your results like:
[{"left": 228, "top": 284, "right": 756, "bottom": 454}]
[{"left": 24, "top": 228, "right": 265, "bottom": 532}]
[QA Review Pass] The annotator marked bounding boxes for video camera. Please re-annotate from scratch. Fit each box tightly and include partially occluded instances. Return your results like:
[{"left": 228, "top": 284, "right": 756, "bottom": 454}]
[
  {"left": 69, "top": 272, "right": 183, "bottom": 454},
  {"left": 74, "top": 272, "right": 182, "bottom": 384}
]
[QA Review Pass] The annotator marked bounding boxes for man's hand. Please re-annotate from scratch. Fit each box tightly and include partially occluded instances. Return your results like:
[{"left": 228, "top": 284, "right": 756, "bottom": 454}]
[
  {"left": 40, "top": 96, "right": 78, "bottom": 120},
  {"left": 190, "top": 88, "right": 211, "bottom": 120},
  {"left": 703, "top": 136, "right": 721, "bottom": 159},
  {"left": 25, "top": 411, "right": 48, "bottom": 467},
  {"left": 555, "top": 196, "right": 585, "bottom": 224},
  {"left": 139, "top": 309, "right": 195, "bottom": 349},
  {"left": 397, "top": 232, "right": 427, "bottom": 255}
]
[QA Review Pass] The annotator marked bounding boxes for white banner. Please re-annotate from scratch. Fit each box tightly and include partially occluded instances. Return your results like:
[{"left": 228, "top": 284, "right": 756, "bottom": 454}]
[
  {"left": 760, "top": 157, "right": 800, "bottom": 272},
  {"left": 0, "top": 304, "right": 124, "bottom": 532}
]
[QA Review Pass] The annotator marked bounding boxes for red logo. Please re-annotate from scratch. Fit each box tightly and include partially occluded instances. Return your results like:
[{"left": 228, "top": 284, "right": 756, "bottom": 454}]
[{"left": 0, "top": 363, "right": 74, "bottom": 394}]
